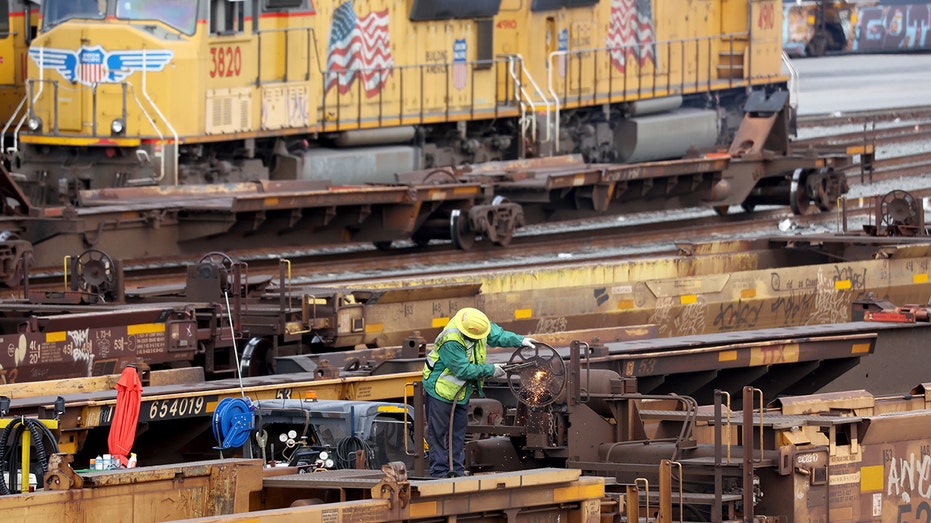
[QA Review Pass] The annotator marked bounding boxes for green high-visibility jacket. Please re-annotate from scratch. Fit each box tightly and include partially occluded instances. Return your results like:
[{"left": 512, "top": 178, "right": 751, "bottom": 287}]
[{"left": 422, "top": 322, "right": 523, "bottom": 404}]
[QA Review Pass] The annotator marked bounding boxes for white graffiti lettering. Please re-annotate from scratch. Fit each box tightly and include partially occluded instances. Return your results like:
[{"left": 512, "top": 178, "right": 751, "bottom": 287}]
[
  {"left": 887, "top": 453, "right": 931, "bottom": 499},
  {"left": 68, "top": 328, "right": 94, "bottom": 376},
  {"left": 69, "top": 328, "right": 90, "bottom": 349}
]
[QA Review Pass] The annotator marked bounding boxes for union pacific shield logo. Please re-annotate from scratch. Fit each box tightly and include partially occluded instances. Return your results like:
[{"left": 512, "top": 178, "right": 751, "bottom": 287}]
[
  {"left": 29, "top": 45, "right": 174, "bottom": 86},
  {"left": 78, "top": 47, "right": 106, "bottom": 84},
  {"left": 452, "top": 38, "right": 467, "bottom": 90}
]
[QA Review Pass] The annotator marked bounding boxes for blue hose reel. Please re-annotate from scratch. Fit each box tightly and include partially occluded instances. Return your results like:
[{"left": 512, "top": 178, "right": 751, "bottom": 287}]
[{"left": 212, "top": 397, "right": 255, "bottom": 450}]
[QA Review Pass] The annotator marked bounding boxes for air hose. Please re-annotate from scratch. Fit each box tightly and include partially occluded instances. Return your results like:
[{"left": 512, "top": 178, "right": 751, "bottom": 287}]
[
  {"left": 0, "top": 418, "right": 59, "bottom": 494},
  {"left": 212, "top": 397, "right": 255, "bottom": 451}
]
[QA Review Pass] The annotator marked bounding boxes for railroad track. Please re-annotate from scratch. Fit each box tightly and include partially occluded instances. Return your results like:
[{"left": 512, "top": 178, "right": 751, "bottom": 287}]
[{"left": 796, "top": 105, "right": 931, "bottom": 128}]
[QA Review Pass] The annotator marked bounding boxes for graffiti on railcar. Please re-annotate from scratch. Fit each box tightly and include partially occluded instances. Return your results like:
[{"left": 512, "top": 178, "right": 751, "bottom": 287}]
[
  {"left": 809, "top": 267, "right": 854, "bottom": 325},
  {"left": 875, "top": 444, "right": 931, "bottom": 521},
  {"left": 0, "top": 316, "right": 199, "bottom": 384},
  {"left": 649, "top": 296, "right": 677, "bottom": 336},
  {"left": 672, "top": 299, "right": 706, "bottom": 337},
  {"left": 833, "top": 265, "right": 868, "bottom": 291},
  {"left": 771, "top": 291, "right": 817, "bottom": 325},
  {"left": 534, "top": 316, "right": 569, "bottom": 335},
  {"left": 712, "top": 300, "right": 762, "bottom": 332},
  {"left": 784, "top": 1, "right": 931, "bottom": 55},
  {"left": 854, "top": 4, "right": 931, "bottom": 52}
]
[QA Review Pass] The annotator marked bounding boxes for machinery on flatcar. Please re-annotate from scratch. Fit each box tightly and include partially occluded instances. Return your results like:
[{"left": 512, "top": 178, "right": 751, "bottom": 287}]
[
  {"left": 459, "top": 342, "right": 931, "bottom": 523},
  {"left": 784, "top": 0, "right": 931, "bottom": 56},
  {"left": 7, "top": 0, "right": 791, "bottom": 207}
]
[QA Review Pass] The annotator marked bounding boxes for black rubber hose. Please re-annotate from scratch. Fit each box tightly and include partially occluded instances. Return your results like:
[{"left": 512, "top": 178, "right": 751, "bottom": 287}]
[
  {"left": 0, "top": 419, "right": 59, "bottom": 494},
  {"left": 0, "top": 421, "right": 19, "bottom": 495}
]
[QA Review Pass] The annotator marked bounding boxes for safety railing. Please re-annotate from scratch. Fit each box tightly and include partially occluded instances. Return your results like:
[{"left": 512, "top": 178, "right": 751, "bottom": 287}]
[
  {"left": 545, "top": 32, "right": 777, "bottom": 149},
  {"left": 781, "top": 50, "right": 800, "bottom": 111},
  {"left": 317, "top": 57, "right": 516, "bottom": 133},
  {"left": 504, "top": 54, "right": 555, "bottom": 157},
  {"left": 255, "top": 25, "right": 317, "bottom": 85}
]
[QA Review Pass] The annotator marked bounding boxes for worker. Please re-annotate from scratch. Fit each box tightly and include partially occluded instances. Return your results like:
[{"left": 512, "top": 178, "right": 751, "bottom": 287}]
[{"left": 421, "top": 307, "right": 537, "bottom": 478}]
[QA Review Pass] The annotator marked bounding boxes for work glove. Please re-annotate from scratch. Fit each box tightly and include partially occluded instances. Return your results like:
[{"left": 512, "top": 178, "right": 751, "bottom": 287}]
[
  {"left": 521, "top": 337, "right": 538, "bottom": 348},
  {"left": 492, "top": 363, "right": 507, "bottom": 378}
]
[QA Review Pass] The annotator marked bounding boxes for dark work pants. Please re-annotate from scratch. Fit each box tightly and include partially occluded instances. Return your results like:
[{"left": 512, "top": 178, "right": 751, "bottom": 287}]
[{"left": 425, "top": 392, "right": 468, "bottom": 478}]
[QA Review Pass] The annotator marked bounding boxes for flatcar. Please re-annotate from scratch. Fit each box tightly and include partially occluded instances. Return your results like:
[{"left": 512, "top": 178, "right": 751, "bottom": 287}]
[
  {"left": 784, "top": 0, "right": 931, "bottom": 56},
  {"left": 4, "top": 0, "right": 788, "bottom": 206},
  {"left": 472, "top": 364, "right": 931, "bottom": 523}
]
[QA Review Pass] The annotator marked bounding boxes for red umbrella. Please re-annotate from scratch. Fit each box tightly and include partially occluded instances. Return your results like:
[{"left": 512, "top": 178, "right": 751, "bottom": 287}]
[{"left": 108, "top": 366, "right": 143, "bottom": 467}]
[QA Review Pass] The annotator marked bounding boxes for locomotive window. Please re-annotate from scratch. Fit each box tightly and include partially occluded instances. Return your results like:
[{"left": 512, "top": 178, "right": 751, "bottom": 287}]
[
  {"left": 475, "top": 19, "right": 493, "bottom": 69},
  {"left": 0, "top": 1, "right": 8, "bottom": 37},
  {"left": 115, "top": 0, "right": 198, "bottom": 35},
  {"left": 531, "top": 0, "right": 599, "bottom": 11},
  {"left": 211, "top": 0, "right": 245, "bottom": 35},
  {"left": 265, "top": 0, "right": 303, "bottom": 9},
  {"left": 41, "top": 0, "right": 105, "bottom": 30},
  {"left": 409, "top": 0, "right": 501, "bottom": 21}
]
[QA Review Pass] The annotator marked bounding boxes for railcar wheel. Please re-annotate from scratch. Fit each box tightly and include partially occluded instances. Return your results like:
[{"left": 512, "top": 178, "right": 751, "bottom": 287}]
[
  {"left": 814, "top": 167, "right": 844, "bottom": 212},
  {"left": 241, "top": 337, "right": 274, "bottom": 377},
  {"left": 740, "top": 202, "right": 756, "bottom": 213},
  {"left": 789, "top": 168, "right": 811, "bottom": 216},
  {"left": 373, "top": 241, "right": 393, "bottom": 251},
  {"left": 450, "top": 209, "right": 475, "bottom": 250},
  {"left": 713, "top": 206, "right": 729, "bottom": 216},
  {"left": 492, "top": 231, "right": 513, "bottom": 247}
]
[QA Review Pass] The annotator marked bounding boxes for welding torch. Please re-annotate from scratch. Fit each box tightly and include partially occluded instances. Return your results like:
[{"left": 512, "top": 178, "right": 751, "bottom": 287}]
[{"left": 502, "top": 361, "right": 537, "bottom": 372}]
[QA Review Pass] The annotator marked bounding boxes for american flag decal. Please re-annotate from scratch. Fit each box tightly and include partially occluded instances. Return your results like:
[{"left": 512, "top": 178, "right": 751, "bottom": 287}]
[
  {"left": 452, "top": 38, "right": 467, "bottom": 90},
  {"left": 607, "top": 0, "right": 656, "bottom": 74},
  {"left": 325, "top": 1, "right": 393, "bottom": 97}
]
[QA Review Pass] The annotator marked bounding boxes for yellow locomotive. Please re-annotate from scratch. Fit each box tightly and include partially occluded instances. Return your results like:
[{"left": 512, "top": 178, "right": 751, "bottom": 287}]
[
  {"left": 0, "top": 1, "right": 37, "bottom": 123},
  {"left": 8, "top": 0, "right": 787, "bottom": 205}
]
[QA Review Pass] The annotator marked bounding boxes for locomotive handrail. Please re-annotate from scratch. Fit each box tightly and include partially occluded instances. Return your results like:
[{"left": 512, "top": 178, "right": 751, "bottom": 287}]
[
  {"left": 6, "top": 45, "right": 57, "bottom": 156},
  {"left": 124, "top": 82, "right": 167, "bottom": 182},
  {"left": 318, "top": 58, "right": 507, "bottom": 133},
  {"left": 781, "top": 51, "right": 800, "bottom": 111},
  {"left": 503, "top": 55, "right": 554, "bottom": 156},
  {"left": 546, "top": 50, "right": 564, "bottom": 154},
  {"left": 553, "top": 31, "right": 752, "bottom": 112},
  {"left": 1, "top": 92, "right": 28, "bottom": 155},
  {"left": 6, "top": 78, "right": 57, "bottom": 156},
  {"left": 140, "top": 50, "right": 178, "bottom": 185}
]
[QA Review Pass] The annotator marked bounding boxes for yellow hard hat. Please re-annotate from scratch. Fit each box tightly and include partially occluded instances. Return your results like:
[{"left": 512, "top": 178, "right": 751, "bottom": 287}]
[{"left": 452, "top": 307, "right": 491, "bottom": 339}]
